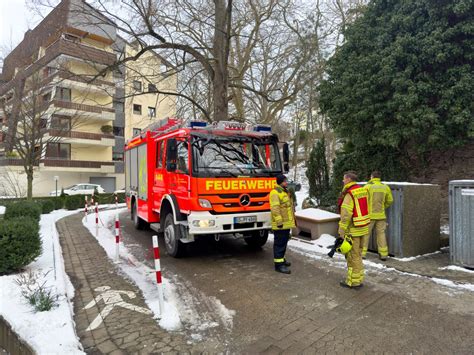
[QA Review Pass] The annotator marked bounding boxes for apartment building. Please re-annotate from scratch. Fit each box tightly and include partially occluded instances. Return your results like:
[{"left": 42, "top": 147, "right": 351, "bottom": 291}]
[{"left": 0, "top": 0, "right": 176, "bottom": 196}]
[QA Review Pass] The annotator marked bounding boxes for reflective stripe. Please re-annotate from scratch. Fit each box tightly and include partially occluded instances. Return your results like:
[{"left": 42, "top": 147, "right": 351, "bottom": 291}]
[
  {"left": 274, "top": 258, "right": 285, "bottom": 263},
  {"left": 378, "top": 246, "right": 389, "bottom": 257}
]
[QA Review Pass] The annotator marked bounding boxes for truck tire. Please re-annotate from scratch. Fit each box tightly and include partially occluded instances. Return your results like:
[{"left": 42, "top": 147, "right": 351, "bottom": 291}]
[
  {"left": 244, "top": 229, "right": 269, "bottom": 248},
  {"left": 163, "top": 213, "right": 185, "bottom": 257},
  {"left": 132, "top": 200, "right": 147, "bottom": 230}
]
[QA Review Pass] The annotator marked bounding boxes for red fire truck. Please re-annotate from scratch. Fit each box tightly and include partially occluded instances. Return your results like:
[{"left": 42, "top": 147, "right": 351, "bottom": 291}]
[{"left": 124, "top": 118, "right": 289, "bottom": 257}]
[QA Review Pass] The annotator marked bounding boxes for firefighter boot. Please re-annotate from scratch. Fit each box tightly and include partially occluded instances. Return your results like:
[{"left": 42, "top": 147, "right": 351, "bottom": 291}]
[
  {"left": 275, "top": 264, "right": 291, "bottom": 274},
  {"left": 283, "top": 259, "right": 291, "bottom": 267}
]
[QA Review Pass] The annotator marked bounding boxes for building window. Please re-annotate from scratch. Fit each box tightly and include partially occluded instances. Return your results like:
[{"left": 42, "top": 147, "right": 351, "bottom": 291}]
[
  {"left": 55, "top": 87, "right": 71, "bottom": 102},
  {"left": 113, "top": 126, "right": 124, "bottom": 136},
  {"left": 113, "top": 152, "right": 124, "bottom": 161},
  {"left": 133, "top": 128, "right": 141, "bottom": 136},
  {"left": 46, "top": 143, "right": 70, "bottom": 159},
  {"left": 148, "top": 83, "right": 157, "bottom": 93},
  {"left": 51, "top": 116, "right": 71, "bottom": 130},
  {"left": 133, "top": 80, "right": 142, "bottom": 92},
  {"left": 148, "top": 107, "right": 156, "bottom": 118},
  {"left": 114, "top": 101, "right": 124, "bottom": 113},
  {"left": 133, "top": 104, "right": 142, "bottom": 115}
]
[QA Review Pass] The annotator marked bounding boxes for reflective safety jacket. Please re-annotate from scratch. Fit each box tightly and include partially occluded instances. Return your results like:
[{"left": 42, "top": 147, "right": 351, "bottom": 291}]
[
  {"left": 338, "top": 182, "right": 370, "bottom": 237},
  {"left": 365, "top": 178, "right": 393, "bottom": 220},
  {"left": 270, "top": 185, "right": 296, "bottom": 230}
]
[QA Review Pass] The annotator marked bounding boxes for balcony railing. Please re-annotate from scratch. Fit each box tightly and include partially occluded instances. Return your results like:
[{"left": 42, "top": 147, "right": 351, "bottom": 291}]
[
  {"left": 52, "top": 100, "right": 115, "bottom": 114},
  {"left": 47, "top": 129, "right": 114, "bottom": 141},
  {"left": 0, "top": 158, "right": 27, "bottom": 167},
  {"left": 41, "top": 159, "right": 114, "bottom": 168}
]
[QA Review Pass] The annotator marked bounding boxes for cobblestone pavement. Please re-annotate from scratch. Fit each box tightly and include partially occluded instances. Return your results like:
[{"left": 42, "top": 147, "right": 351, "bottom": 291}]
[
  {"left": 59, "top": 211, "right": 474, "bottom": 354},
  {"left": 57, "top": 214, "right": 211, "bottom": 354}
]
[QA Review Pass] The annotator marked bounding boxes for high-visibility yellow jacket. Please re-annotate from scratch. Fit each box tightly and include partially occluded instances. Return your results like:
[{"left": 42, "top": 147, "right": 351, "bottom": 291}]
[
  {"left": 339, "top": 182, "right": 370, "bottom": 237},
  {"left": 365, "top": 178, "right": 393, "bottom": 220},
  {"left": 270, "top": 185, "right": 296, "bottom": 230}
]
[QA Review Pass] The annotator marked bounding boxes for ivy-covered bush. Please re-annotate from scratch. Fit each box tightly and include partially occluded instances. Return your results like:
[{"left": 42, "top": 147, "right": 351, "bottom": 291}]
[
  {"left": 0, "top": 217, "right": 41, "bottom": 274},
  {"left": 4, "top": 201, "right": 42, "bottom": 221}
]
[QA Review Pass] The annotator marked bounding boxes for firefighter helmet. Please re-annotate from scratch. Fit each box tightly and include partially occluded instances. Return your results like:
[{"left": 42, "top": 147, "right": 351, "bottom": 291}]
[{"left": 336, "top": 235, "right": 353, "bottom": 255}]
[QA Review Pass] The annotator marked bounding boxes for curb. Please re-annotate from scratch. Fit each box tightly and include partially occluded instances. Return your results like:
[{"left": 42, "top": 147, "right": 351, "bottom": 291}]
[{"left": 0, "top": 315, "right": 35, "bottom": 355}]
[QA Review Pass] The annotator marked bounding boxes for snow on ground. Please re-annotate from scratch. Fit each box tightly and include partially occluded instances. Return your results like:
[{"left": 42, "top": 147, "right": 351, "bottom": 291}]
[
  {"left": 0, "top": 206, "right": 5, "bottom": 215},
  {"left": 82, "top": 208, "right": 236, "bottom": 335},
  {"left": 392, "top": 251, "right": 441, "bottom": 262},
  {"left": 439, "top": 265, "right": 474, "bottom": 274},
  {"left": 0, "top": 209, "right": 84, "bottom": 354}
]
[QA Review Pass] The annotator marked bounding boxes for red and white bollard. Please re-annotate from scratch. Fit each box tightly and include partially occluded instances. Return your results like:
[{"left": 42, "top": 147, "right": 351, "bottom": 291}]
[
  {"left": 115, "top": 213, "right": 120, "bottom": 262},
  {"left": 152, "top": 235, "right": 165, "bottom": 316},
  {"left": 115, "top": 193, "right": 118, "bottom": 209},
  {"left": 84, "top": 196, "right": 88, "bottom": 221},
  {"left": 95, "top": 202, "right": 99, "bottom": 236}
]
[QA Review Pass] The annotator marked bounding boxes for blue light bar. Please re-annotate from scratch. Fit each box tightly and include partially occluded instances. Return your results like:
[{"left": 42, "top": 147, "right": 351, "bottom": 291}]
[
  {"left": 189, "top": 121, "right": 207, "bottom": 128},
  {"left": 253, "top": 124, "right": 272, "bottom": 132}
]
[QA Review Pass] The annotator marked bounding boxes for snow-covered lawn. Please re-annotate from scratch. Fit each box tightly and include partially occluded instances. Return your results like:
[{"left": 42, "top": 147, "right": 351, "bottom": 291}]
[{"left": 0, "top": 209, "right": 83, "bottom": 354}]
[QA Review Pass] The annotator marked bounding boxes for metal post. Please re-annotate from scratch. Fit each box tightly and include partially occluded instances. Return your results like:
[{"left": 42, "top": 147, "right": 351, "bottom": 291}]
[
  {"left": 152, "top": 235, "right": 164, "bottom": 316},
  {"left": 115, "top": 213, "right": 120, "bottom": 262}
]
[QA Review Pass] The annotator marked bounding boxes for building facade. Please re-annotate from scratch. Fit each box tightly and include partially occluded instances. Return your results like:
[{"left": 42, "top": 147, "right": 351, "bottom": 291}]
[{"left": 0, "top": 0, "right": 176, "bottom": 196}]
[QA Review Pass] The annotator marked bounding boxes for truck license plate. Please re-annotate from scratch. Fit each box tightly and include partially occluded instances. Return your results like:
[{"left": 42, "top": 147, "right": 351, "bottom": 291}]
[{"left": 234, "top": 216, "right": 257, "bottom": 224}]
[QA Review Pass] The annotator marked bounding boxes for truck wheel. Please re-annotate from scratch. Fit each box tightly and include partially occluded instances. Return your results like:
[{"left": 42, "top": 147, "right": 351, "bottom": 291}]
[
  {"left": 163, "top": 213, "right": 185, "bottom": 257},
  {"left": 244, "top": 229, "right": 269, "bottom": 248},
  {"left": 132, "top": 200, "right": 146, "bottom": 230}
]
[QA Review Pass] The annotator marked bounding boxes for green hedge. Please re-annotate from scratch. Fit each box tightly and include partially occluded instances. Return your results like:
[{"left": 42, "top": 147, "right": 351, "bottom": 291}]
[
  {"left": 65, "top": 195, "right": 85, "bottom": 210},
  {"left": 4, "top": 201, "right": 42, "bottom": 221},
  {"left": 0, "top": 217, "right": 41, "bottom": 274},
  {"left": 36, "top": 199, "right": 56, "bottom": 214}
]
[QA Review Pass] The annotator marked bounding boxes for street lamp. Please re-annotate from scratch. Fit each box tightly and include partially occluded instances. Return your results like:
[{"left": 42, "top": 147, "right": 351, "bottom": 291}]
[{"left": 54, "top": 176, "right": 59, "bottom": 197}]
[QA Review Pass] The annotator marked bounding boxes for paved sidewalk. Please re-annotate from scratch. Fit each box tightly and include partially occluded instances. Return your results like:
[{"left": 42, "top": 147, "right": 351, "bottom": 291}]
[{"left": 57, "top": 214, "right": 195, "bottom": 354}]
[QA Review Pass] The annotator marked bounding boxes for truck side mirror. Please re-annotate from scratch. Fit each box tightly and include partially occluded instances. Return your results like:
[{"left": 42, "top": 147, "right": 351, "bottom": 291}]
[
  {"left": 282, "top": 143, "right": 290, "bottom": 173},
  {"left": 166, "top": 138, "right": 177, "bottom": 171}
]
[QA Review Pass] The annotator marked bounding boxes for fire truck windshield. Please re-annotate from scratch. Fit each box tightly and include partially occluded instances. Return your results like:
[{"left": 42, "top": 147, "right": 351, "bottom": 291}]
[{"left": 192, "top": 135, "right": 282, "bottom": 177}]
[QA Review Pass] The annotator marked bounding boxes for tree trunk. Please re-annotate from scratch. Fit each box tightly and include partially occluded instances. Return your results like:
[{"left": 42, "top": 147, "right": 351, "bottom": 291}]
[
  {"left": 27, "top": 168, "right": 34, "bottom": 200},
  {"left": 213, "top": 0, "right": 232, "bottom": 121}
]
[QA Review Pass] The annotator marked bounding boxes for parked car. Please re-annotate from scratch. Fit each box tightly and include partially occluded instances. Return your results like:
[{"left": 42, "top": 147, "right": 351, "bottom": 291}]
[
  {"left": 49, "top": 183, "right": 105, "bottom": 196},
  {"left": 287, "top": 180, "right": 302, "bottom": 192},
  {"left": 114, "top": 187, "right": 125, "bottom": 194}
]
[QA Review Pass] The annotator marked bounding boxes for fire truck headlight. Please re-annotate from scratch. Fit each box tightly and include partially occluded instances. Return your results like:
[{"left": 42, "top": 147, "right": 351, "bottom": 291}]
[
  {"left": 192, "top": 219, "right": 215, "bottom": 228},
  {"left": 198, "top": 199, "right": 212, "bottom": 208}
]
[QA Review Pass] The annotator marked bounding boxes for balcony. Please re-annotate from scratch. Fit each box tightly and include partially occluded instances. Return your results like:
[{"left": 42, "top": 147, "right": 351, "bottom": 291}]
[
  {"left": 55, "top": 72, "right": 116, "bottom": 96},
  {"left": 0, "top": 158, "right": 27, "bottom": 167},
  {"left": 44, "top": 129, "right": 115, "bottom": 147},
  {"left": 48, "top": 100, "right": 115, "bottom": 122},
  {"left": 39, "top": 159, "right": 115, "bottom": 173}
]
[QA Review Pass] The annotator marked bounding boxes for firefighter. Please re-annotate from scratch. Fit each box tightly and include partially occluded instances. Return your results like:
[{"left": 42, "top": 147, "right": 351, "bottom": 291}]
[
  {"left": 362, "top": 171, "right": 394, "bottom": 261},
  {"left": 270, "top": 174, "right": 296, "bottom": 274},
  {"left": 337, "top": 171, "right": 370, "bottom": 288}
]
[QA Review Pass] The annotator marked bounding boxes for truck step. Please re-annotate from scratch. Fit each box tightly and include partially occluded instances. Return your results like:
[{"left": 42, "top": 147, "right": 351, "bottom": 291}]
[{"left": 150, "top": 223, "right": 161, "bottom": 233}]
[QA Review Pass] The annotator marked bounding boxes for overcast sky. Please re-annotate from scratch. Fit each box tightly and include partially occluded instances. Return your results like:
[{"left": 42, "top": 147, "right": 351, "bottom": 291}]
[{"left": 0, "top": 0, "right": 47, "bottom": 57}]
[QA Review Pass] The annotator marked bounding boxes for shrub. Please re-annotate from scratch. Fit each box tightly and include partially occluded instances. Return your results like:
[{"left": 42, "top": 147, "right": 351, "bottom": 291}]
[
  {"left": 65, "top": 195, "right": 84, "bottom": 210},
  {"left": 52, "top": 197, "right": 64, "bottom": 210},
  {"left": 4, "top": 201, "right": 42, "bottom": 221},
  {"left": 36, "top": 199, "right": 55, "bottom": 214},
  {"left": 0, "top": 218, "right": 41, "bottom": 274}
]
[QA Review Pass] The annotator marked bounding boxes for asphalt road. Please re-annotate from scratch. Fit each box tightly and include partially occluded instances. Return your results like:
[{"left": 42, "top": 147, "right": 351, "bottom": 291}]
[{"left": 117, "top": 210, "right": 474, "bottom": 353}]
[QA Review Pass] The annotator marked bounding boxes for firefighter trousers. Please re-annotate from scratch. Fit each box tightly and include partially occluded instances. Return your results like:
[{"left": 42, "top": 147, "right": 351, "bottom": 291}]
[
  {"left": 345, "top": 236, "right": 364, "bottom": 286},
  {"left": 273, "top": 229, "right": 290, "bottom": 265},
  {"left": 362, "top": 220, "right": 389, "bottom": 257}
]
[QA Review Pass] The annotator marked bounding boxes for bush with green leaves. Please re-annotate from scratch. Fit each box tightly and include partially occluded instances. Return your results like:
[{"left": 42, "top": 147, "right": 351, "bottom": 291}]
[
  {"left": 320, "top": 0, "right": 473, "bottom": 179},
  {"left": 36, "top": 199, "right": 55, "bottom": 214},
  {"left": 0, "top": 218, "right": 41, "bottom": 274},
  {"left": 51, "top": 196, "right": 64, "bottom": 210},
  {"left": 65, "top": 195, "right": 84, "bottom": 210},
  {"left": 4, "top": 201, "right": 42, "bottom": 221}
]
